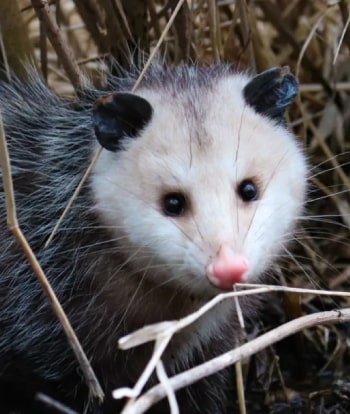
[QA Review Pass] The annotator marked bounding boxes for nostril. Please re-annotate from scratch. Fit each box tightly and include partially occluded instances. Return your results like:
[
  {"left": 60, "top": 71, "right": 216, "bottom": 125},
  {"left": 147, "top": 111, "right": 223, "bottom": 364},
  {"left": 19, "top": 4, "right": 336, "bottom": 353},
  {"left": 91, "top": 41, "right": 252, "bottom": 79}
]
[{"left": 206, "top": 244, "right": 250, "bottom": 290}]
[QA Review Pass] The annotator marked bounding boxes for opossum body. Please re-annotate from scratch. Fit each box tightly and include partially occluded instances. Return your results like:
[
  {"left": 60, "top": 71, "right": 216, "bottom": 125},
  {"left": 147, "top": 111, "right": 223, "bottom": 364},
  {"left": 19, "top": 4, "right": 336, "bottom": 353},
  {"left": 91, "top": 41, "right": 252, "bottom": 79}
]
[{"left": 0, "top": 64, "right": 306, "bottom": 413}]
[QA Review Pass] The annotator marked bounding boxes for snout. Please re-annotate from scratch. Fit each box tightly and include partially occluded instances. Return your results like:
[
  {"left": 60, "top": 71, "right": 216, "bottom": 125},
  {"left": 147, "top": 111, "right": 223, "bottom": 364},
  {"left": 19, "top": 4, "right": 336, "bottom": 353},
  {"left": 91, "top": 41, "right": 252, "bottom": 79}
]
[{"left": 206, "top": 243, "right": 250, "bottom": 290}]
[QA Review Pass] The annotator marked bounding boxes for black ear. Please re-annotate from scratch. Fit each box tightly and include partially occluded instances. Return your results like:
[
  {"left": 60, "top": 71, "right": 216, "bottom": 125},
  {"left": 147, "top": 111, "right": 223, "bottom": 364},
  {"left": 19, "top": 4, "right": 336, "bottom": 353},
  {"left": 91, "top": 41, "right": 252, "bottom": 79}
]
[
  {"left": 93, "top": 92, "right": 153, "bottom": 151},
  {"left": 243, "top": 67, "right": 298, "bottom": 121}
]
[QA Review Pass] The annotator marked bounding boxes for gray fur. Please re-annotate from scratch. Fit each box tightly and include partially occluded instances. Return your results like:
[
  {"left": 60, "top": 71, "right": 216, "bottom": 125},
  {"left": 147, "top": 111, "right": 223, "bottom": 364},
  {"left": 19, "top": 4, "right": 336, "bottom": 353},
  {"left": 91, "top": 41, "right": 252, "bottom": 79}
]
[{"left": 0, "top": 64, "right": 250, "bottom": 414}]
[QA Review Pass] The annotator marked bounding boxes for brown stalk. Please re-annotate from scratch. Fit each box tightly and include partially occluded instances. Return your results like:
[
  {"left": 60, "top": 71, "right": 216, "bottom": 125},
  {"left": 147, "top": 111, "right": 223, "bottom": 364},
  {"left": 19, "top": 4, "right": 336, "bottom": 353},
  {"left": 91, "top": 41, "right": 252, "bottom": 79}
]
[
  {"left": 72, "top": 0, "right": 109, "bottom": 53},
  {"left": 31, "top": 0, "right": 88, "bottom": 90},
  {"left": 236, "top": 0, "right": 256, "bottom": 70},
  {"left": 338, "top": 0, "right": 350, "bottom": 51},
  {"left": 170, "top": 0, "right": 196, "bottom": 61},
  {"left": 208, "top": 0, "right": 220, "bottom": 63}
]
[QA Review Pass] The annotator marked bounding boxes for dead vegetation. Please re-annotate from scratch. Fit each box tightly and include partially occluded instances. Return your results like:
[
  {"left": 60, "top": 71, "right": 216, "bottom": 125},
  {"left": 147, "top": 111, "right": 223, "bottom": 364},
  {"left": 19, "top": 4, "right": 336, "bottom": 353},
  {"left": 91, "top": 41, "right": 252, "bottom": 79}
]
[{"left": 1, "top": 0, "right": 350, "bottom": 413}]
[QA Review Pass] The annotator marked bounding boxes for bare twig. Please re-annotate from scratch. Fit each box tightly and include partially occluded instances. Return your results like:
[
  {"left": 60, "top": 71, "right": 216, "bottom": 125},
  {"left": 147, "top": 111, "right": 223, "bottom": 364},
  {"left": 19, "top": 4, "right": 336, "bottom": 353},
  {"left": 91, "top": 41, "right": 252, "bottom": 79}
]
[
  {"left": 30, "top": 0, "right": 88, "bottom": 90},
  {"left": 235, "top": 357, "right": 246, "bottom": 414},
  {"left": 338, "top": 0, "right": 350, "bottom": 51},
  {"left": 296, "top": 8, "right": 333, "bottom": 78},
  {"left": 119, "top": 284, "right": 350, "bottom": 349},
  {"left": 131, "top": 0, "right": 186, "bottom": 92},
  {"left": 333, "top": 12, "right": 350, "bottom": 64},
  {"left": 0, "top": 28, "right": 11, "bottom": 81},
  {"left": 156, "top": 359, "right": 179, "bottom": 414},
  {"left": 236, "top": 0, "right": 256, "bottom": 69},
  {"left": 115, "top": 335, "right": 171, "bottom": 402},
  {"left": 208, "top": 0, "right": 220, "bottom": 62},
  {"left": 300, "top": 81, "right": 350, "bottom": 92},
  {"left": 45, "top": 146, "right": 103, "bottom": 247},
  {"left": 233, "top": 291, "right": 246, "bottom": 414},
  {"left": 114, "top": 283, "right": 350, "bottom": 411},
  {"left": 122, "top": 308, "right": 350, "bottom": 414},
  {"left": 36, "top": 393, "right": 79, "bottom": 414}
]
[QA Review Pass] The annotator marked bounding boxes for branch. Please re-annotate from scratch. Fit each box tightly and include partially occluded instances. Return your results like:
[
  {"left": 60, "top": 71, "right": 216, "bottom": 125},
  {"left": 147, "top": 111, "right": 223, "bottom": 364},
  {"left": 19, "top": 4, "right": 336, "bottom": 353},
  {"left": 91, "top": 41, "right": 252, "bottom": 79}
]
[
  {"left": 30, "top": 0, "right": 89, "bottom": 90},
  {"left": 114, "top": 284, "right": 350, "bottom": 412},
  {"left": 123, "top": 307, "right": 350, "bottom": 414}
]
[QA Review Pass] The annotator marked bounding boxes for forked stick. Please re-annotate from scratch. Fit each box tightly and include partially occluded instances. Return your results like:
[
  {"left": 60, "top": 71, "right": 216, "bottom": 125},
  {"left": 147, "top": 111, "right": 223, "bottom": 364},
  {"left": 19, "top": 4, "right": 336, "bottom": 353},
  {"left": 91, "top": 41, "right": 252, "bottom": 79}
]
[
  {"left": 122, "top": 307, "right": 350, "bottom": 414},
  {"left": 115, "top": 284, "right": 350, "bottom": 413}
]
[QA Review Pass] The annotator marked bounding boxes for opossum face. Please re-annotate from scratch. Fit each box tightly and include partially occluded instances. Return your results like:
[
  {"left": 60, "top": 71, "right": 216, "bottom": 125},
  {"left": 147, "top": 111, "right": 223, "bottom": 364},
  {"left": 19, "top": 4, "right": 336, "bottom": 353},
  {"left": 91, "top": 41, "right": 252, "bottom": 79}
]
[{"left": 92, "top": 68, "right": 307, "bottom": 295}]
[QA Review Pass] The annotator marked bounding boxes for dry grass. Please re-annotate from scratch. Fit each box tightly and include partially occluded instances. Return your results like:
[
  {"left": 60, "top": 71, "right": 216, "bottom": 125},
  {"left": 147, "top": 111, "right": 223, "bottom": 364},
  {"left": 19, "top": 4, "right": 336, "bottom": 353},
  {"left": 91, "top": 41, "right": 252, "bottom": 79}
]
[{"left": 2, "top": 0, "right": 350, "bottom": 412}]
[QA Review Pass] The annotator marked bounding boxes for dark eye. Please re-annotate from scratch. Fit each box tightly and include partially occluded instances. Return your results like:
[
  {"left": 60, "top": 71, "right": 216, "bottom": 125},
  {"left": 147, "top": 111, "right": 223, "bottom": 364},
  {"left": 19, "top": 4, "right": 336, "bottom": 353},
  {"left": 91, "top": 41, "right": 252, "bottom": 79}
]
[
  {"left": 237, "top": 180, "right": 259, "bottom": 202},
  {"left": 162, "top": 192, "right": 187, "bottom": 217}
]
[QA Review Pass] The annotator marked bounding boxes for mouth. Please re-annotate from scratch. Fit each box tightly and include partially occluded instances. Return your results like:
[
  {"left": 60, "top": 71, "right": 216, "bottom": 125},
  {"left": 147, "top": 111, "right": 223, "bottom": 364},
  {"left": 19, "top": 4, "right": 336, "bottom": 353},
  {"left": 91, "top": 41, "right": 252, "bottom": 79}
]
[{"left": 206, "top": 271, "right": 247, "bottom": 291}]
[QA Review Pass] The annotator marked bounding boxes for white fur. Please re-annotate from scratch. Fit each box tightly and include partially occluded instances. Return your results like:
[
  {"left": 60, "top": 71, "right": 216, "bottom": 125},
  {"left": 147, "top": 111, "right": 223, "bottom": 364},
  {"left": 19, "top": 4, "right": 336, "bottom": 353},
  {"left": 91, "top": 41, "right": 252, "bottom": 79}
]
[{"left": 91, "top": 72, "right": 307, "bottom": 350}]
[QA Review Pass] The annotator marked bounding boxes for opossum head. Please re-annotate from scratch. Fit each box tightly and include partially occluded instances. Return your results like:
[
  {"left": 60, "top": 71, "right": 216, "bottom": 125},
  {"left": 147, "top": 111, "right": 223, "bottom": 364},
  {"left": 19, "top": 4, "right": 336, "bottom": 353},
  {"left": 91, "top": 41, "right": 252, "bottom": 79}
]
[{"left": 91, "top": 66, "right": 307, "bottom": 296}]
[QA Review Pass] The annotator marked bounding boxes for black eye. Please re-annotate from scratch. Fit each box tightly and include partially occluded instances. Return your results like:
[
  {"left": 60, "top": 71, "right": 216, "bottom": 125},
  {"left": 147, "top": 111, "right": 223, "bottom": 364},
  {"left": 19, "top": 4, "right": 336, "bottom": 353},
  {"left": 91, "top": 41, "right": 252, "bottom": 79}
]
[
  {"left": 237, "top": 180, "right": 259, "bottom": 202},
  {"left": 162, "top": 192, "right": 187, "bottom": 217}
]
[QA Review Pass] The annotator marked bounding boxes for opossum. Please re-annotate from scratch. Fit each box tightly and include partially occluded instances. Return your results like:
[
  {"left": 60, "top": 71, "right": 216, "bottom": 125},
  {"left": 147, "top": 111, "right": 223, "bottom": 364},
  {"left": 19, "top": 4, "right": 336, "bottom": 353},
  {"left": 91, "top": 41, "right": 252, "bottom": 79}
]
[{"left": 0, "top": 63, "right": 307, "bottom": 414}]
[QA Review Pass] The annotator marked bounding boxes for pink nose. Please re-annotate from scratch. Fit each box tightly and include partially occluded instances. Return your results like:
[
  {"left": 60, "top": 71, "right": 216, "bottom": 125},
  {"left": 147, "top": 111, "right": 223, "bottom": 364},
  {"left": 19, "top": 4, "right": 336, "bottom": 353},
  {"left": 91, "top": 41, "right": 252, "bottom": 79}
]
[{"left": 206, "top": 244, "right": 249, "bottom": 290}]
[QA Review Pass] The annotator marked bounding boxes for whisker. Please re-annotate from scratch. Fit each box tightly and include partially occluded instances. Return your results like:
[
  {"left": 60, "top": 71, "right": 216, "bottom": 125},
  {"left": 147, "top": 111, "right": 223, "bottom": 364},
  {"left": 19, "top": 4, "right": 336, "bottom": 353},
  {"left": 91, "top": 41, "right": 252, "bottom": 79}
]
[{"left": 282, "top": 246, "right": 323, "bottom": 290}]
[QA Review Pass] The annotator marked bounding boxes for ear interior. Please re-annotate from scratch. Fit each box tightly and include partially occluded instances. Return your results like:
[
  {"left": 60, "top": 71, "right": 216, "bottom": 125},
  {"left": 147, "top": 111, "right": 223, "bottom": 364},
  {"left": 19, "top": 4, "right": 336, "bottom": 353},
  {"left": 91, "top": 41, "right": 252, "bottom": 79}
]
[
  {"left": 93, "top": 92, "right": 153, "bottom": 151},
  {"left": 243, "top": 67, "right": 298, "bottom": 121}
]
